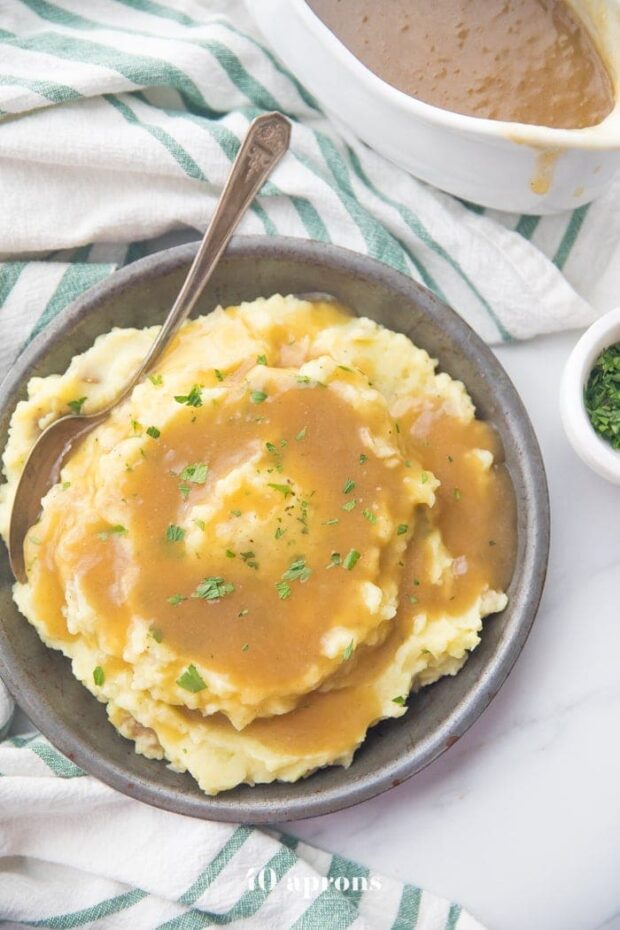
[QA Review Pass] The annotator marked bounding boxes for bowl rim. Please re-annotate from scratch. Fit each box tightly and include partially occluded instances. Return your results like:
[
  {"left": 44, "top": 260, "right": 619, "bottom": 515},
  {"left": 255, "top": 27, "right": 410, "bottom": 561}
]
[
  {"left": 560, "top": 305, "right": 620, "bottom": 483},
  {"left": 287, "top": 0, "right": 620, "bottom": 149},
  {"left": 0, "top": 235, "right": 550, "bottom": 822}
]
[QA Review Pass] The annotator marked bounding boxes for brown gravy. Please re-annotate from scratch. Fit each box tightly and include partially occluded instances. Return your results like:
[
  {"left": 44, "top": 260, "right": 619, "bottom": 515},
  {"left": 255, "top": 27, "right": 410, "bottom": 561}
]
[
  {"left": 306, "top": 0, "right": 614, "bottom": 128},
  {"left": 26, "top": 302, "right": 518, "bottom": 758}
]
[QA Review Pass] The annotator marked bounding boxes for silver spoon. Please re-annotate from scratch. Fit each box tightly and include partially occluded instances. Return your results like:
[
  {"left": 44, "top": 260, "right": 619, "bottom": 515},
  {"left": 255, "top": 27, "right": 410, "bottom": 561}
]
[{"left": 8, "top": 111, "right": 291, "bottom": 584}]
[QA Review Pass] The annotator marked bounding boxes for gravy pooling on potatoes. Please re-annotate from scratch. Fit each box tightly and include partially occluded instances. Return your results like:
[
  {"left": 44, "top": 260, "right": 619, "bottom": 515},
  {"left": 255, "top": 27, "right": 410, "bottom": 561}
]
[
  {"left": 5, "top": 297, "right": 517, "bottom": 793},
  {"left": 306, "top": 0, "right": 614, "bottom": 128}
]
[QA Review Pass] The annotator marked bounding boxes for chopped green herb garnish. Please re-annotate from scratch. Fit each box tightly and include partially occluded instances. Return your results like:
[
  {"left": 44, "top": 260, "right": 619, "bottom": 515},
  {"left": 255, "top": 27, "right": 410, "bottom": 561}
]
[
  {"left": 420, "top": 471, "right": 429, "bottom": 484},
  {"left": 68, "top": 396, "right": 87, "bottom": 414},
  {"left": 280, "top": 439, "right": 287, "bottom": 448},
  {"left": 250, "top": 390, "right": 268, "bottom": 404},
  {"left": 150, "top": 627, "right": 163, "bottom": 643},
  {"left": 230, "top": 509, "right": 242, "bottom": 517},
  {"left": 448, "top": 454, "right": 454, "bottom": 463},
  {"left": 282, "top": 557, "right": 312, "bottom": 583},
  {"left": 409, "top": 595, "right": 418, "bottom": 605},
  {"left": 131, "top": 419, "right": 142, "bottom": 435},
  {"left": 392, "top": 695, "right": 407, "bottom": 706},
  {"left": 395, "top": 422, "right": 400, "bottom": 433},
  {"left": 97, "top": 524, "right": 128, "bottom": 541},
  {"left": 397, "top": 524, "right": 408, "bottom": 535},
  {"left": 256, "top": 354, "right": 267, "bottom": 366},
  {"left": 166, "top": 524, "right": 185, "bottom": 542},
  {"left": 413, "top": 578, "right": 421, "bottom": 586},
  {"left": 342, "top": 478, "right": 356, "bottom": 494},
  {"left": 194, "top": 518, "right": 206, "bottom": 530},
  {"left": 238, "top": 608, "right": 249, "bottom": 617},
  {"left": 296, "top": 375, "right": 312, "bottom": 384},
  {"left": 268, "top": 482, "right": 293, "bottom": 498},
  {"left": 177, "top": 664, "right": 206, "bottom": 693},
  {"left": 323, "top": 518, "right": 340, "bottom": 526},
  {"left": 585, "top": 343, "right": 620, "bottom": 448},
  {"left": 453, "top": 488, "right": 462, "bottom": 501},
  {"left": 174, "top": 384, "right": 203, "bottom": 407},
  {"left": 342, "top": 549, "right": 361, "bottom": 571},
  {"left": 362, "top": 509, "right": 377, "bottom": 524},
  {"left": 179, "top": 482, "right": 190, "bottom": 499},
  {"left": 276, "top": 580, "right": 292, "bottom": 600},
  {"left": 341, "top": 499, "right": 357, "bottom": 512},
  {"left": 225, "top": 549, "right": 236, "bottom": 559},
  {"left": 192, "top": 576, "right": 235, "bottom": 601},
  {"left": 214, "top": 368, "right": 225, "bottom": 382},
  {"left": 61, "top": 481, "right": 71, "bottom": 491},
  {"left": 167, "top": 593, "right": 187, "bottom": 606},
  {"left": 146, "top": 425, "right": 160, "bottom": 439},
  {"left": 275, "top": 526, "right": 286, "bottom": 540},
  {"left": 343, "top": 640, "right": 355, "bottom": 661},
  {"left": 337, "top": 364, "right": 354, "bottom": 372},
  {"left": 326, "top": 552, "right": 341, "bottom": 568},
  {"left": 149, "top": 374, "right": 163, "bottom": 386},
  {"left": 180, "top": 462, "right": 208, "bottom": 484},
  {"left": 266, "top": 441, "right": 277, "bottom": 454},
  {"left": 93, "top": 666, "right": 105, "bottom": 686},
  {"left": 240, "top": 550, "right": 258, "bottom": 569},
  {"left": 295, "top": 426, "right": 307, "bottom": 441},
  {"left": 242, "top": 643, "right": 250, "bottom": 652},
  {"left": 359, "top": 454, "right": 368, "bottom": 464},
  {"left": 489, "top": 539, "right": 497, "bottom": 547}
]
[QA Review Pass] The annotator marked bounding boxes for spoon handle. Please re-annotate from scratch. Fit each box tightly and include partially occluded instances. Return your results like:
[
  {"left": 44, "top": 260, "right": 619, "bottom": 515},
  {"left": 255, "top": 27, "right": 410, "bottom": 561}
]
[{"left": 123, "top": 111, "right": 291, "bottom": 394}]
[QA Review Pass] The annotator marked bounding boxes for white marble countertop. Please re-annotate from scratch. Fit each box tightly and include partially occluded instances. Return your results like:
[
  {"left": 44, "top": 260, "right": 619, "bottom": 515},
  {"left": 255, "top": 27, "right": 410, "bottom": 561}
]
[{"left": 277, "top": 330, "right": 620, "bottom": 930}]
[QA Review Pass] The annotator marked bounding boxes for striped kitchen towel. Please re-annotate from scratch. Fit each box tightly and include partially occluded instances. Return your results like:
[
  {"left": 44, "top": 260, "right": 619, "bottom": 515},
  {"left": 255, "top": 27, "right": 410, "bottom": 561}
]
[
  {"left": 0, "top": 733, "right": 485, "bottom": 930},
  {"left": 0, "top": 0, "right": 618, "bottom": 373}
]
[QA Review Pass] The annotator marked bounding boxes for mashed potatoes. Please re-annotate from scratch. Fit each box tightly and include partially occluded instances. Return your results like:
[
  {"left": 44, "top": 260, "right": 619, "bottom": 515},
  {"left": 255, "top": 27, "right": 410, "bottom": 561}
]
[{"left": 0, "top": 296, "right": 515, "bottom": 794}]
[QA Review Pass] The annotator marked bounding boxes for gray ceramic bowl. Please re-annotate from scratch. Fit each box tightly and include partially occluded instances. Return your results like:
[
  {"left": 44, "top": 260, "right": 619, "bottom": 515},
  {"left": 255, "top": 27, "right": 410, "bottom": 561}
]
[{"left": 0, "top": 237, "right": 549, "bottom": 823}]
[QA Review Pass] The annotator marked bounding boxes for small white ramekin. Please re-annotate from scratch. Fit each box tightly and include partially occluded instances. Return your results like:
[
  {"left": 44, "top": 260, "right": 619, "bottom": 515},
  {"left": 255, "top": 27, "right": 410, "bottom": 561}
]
[{"left": 560, "top": 306, "right": 620, "bottom": 483}]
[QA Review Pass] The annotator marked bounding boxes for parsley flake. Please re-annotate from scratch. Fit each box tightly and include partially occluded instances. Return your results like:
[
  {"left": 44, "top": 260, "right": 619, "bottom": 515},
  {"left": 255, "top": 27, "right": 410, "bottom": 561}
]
[
  {"left": 93, "top": 666, "right": 105, "bottom": 686},
  {"left": 192, "top": 576, "right": 235, "bottom": 601},
  {"left": 276, "top": 580, "right": 292, "bottom": 600},
  {"left": 362, "top": 509, "right": 377, "bottom": 524},
  {"left": 97, "top": 524, "right": 127, "bottom": 541},
  {"left": 341, "top": 499, "right": 357, "bottom": 512},
  {"left": 166, "top": 524, "right": 185, "bottom": 542},
  {"left": 214, "top": 368, "right": 225, "bottom": 382},
  {"left": 149, "top": 374, "right": 163, "bottom": 386},
  {"left": 397, "top": 524, "right": 408, "bottom": 536},
  {"left": 453, "top": 488, "right": 462, "bottom": 501},
  {"left": 68, "top": 396, "right": 87, "bottom": 414},
  {"left": 174, "top": 384, "right": 203, "bottom": 407},
  {"left": 268, "top": 482, "right": 293, "bottom": 498},
  {"left": 250, "top": 390, "right": 268, "bottom": 404},
  {"left": 343, "top": 640, "right": 355, "bottom": 661},
  {"left": 323, "top": 518, "right": 340, "bottom": 526},
  {"left": 180, "top": 462, "right": 208, "bottom": 484},
  {"left": 177, "top": 664, "right": 207, "bottom": 693},
  {"left": 167, "top": 593, "right": 187, "bottom": 606},
  {"left": 282, "top": 557, "right": 312, "bottom": 583},
  {"left": 359, "top": 454, "right": 368, "bottom": 464},
  {"left": 146, "top": 425, "right": 160, "bottom": 439},
  {"left": 295, "top": 426, "right": 307, "bottom": 441},
  {"left": 256, "top": 354, "right": 267, "bottom": 366},
  {"left": 342, "top": 549, "right": 361, "bottom": 571},
  {"left": 392, "top": 695, "right": 407, "bottom": 706},
  {"left": 342, "top": 478, "right": 356, "bottom": 494}
]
